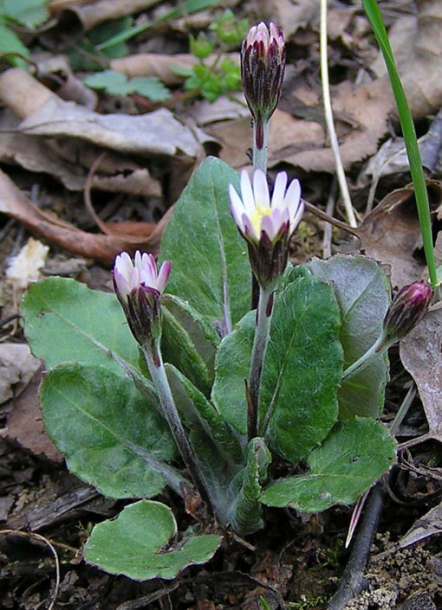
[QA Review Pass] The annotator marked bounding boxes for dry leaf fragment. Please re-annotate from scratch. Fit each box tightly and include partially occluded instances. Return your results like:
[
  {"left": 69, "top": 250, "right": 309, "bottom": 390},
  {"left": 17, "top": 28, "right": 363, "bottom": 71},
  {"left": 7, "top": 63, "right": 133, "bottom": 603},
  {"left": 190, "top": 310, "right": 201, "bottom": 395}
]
[
  {"left": 0, "top": 169, "right": 166, "bottom": 262},
  {"left": 357, "top": 181, "right": 442, "bottom": 289},
  {"left": 399, "top": 501, "right": 442, "bottom": 549},
  {"left": 0, "top": 69, "right": 202, "bottom": 161},
  {"left": 400, "top": 305, "right": 442, "bottom": 445},
  {"left": 0, "top": 344, "right": 41, "bottom": 406},
  {"left": 5, "top": 238, "right": 49, "bottom": 289}
]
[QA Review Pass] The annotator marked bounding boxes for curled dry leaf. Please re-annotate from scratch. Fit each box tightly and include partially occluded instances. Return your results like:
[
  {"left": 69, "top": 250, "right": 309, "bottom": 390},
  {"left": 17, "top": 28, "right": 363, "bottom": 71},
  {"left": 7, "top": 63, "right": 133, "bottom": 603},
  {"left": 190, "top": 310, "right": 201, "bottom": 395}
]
[
  {"left": 111, "top": 53, "right": 240, "bottom": 87},
  {"left": 0, "top": 110, "right": 162, "bottom": 197},
  {"left": 370, "top": 0, "right": 442, "bottom": 118},
  {"left": 356, "top": 180, "right": 442, "bottom": 289},
  {"left": 0, "top": 69, "right": 202, "bottom": 161},
  {"left": 0, "top": 168, "right": 168, "bottom": 262},
  {"left": 400, "top": 305, "right": 442, "bottom": 445},
  {"left": 43, "top": 0, "right": 160, "bottom": 47}
]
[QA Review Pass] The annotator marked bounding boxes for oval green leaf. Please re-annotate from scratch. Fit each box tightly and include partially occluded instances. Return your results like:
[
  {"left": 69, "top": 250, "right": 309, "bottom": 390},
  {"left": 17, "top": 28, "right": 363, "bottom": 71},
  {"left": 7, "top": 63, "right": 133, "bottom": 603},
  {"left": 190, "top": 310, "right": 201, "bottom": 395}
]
[
  {"left": 84, "top": 500, "right": 222, "bottom": 580},
  {"left": 308, "top": 255, "right": 390, "bottom": 418},
  {"left": 21, "top": 277, "right": 139, "bottom": 375},
  {"left": 40, "top": 364, "right": 178, "bottom": 498},
  {"left": 159, "top": 156, "right": 251, "bottom": 331},
  {"left": 261, "top": 418, "right": 396, "bottom": 511}
]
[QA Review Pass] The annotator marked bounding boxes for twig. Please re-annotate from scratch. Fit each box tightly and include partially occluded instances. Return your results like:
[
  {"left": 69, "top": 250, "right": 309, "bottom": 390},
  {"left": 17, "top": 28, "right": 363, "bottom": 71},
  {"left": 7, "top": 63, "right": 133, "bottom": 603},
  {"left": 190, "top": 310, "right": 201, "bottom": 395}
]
[
  {"left": 327, "top": 483, "right": 385, "bottom": 610},
  {"left": 322, "top": 178, "right": 338, "bottom": 258},
  {"left": 320, "top": 0, "right": 358, "bottom": 228},
  {"left": 0, "top": 529, "right": 61, "bottom": 610}
]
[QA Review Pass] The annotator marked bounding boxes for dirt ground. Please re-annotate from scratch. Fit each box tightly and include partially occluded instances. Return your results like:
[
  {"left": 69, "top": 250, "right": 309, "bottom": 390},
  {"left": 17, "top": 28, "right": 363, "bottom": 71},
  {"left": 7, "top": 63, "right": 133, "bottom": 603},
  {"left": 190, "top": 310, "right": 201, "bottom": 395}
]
[{"left": 1, "top": 0, "right": 442, "bottom": 608}]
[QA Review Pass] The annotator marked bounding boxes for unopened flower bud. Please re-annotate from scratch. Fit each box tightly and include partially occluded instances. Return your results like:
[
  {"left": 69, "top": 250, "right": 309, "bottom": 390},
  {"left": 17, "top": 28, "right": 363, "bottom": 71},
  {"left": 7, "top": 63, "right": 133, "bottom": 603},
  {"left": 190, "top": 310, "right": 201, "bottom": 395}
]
[
  {"left": 383, "top": 281, "right": 433, "bottom": 344},
  {"left": 113, "top": 251, "right": 171, "bottom": 348},
  {"left": 241, "top": 22, "right": 286, "bottom": 149}
]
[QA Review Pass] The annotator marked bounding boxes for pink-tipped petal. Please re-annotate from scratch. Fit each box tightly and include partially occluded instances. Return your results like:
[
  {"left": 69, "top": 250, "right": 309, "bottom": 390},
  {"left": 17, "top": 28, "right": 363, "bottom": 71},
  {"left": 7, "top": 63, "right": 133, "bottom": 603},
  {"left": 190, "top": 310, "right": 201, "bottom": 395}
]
[{"left": 157, "top": 261, "right": 172, "bottom": 293}]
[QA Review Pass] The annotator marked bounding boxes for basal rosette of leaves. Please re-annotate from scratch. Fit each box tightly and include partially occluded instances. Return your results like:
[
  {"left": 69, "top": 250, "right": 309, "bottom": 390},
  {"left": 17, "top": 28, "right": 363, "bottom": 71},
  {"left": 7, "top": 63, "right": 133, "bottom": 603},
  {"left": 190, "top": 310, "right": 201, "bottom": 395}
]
[{"left": 21, "top": 157, "right": 396, "bottom": 581}]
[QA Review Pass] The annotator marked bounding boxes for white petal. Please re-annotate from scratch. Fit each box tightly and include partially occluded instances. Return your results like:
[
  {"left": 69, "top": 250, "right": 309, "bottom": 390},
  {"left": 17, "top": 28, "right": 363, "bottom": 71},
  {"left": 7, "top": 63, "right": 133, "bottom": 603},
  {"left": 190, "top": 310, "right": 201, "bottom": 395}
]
[
  {"left": 253, "top": 169, "right": 270, "bottom": 209},
  {"left": 285, "top": 179, "right": 301, "bottom": 213},
  {"left": 240, "top": 170, "right": 255, "bottom": 214},
  {"left": 115, "top": 252, "right": 133, "bottom": 279},
  {"left": 271, "top": 172, "right": 288, "bottom": 209},
  {"left": 242, "top": 214, "right": 259, "bottom": 241}
]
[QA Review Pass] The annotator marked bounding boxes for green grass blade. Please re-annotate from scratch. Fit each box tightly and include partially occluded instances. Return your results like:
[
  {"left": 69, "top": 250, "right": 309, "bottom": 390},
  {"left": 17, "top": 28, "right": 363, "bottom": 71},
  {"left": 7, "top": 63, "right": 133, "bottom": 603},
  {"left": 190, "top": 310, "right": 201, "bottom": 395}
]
[{"left": 362, "top": 0, "right": 438, "bottom": 287}]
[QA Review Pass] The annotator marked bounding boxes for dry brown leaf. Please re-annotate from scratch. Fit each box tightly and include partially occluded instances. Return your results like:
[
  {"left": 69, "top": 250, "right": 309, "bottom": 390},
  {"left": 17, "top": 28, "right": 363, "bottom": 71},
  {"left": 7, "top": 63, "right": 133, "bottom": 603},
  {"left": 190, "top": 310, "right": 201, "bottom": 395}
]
[
  {"left": 399, "top": 501, "right": 442, "bottom": 548},
  {"left": 0, "top": 168, "right": 167, "bottom": 262},
  {"left": 111, "top": 52, "right": 239, "bottom": 86},
  {"left": 370, "top": 0, "right": 442, "bottom": 118},
  {"left": 356, "top": 181, "right": 442, "bottom": 289},
  {"left": 43, "top": 0, "right": 160, "bottom": 48},
  {"left": 1, "top": 367, "right": 64, "bottom": 463},
  {"left": 0, "top": 344, "right": 41, "bottom": 406},
  {"left": 254, "top": 0, "right": 320, "bottom": 38},
  {"left": 0, "top": 110, "right": 162, "bottom": 197},
  {"left": 400, "top": 304, "right": 442, "bottom": 444},
  {"left": 0, "top": 69, "right": 202, "bottom": 162}
]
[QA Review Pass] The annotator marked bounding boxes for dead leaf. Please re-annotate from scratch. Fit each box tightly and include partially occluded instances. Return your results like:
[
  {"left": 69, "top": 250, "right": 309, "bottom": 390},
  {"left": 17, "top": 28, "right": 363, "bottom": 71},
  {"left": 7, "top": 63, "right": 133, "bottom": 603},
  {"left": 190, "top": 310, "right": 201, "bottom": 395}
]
[
  {"left": 111, "top": 52, "right": 240, "bottom": 86},
  {"left": 0, "top": 344, "right": 41, "bottom": 406},
  {"left": 6, "top": 238, "right": 49, "bottom": 289},
  {"left": 0, "top": 168, "right": 167, "bottom": 262},
  {"left": 400, "top": 304, "right": 442, "bottom": 444},
  {"left": 356, "top": 181, "right": 442, "bottom": 289},
  {"left": 370, "top": 0, "right": 442, "bottom": 118},
  {"left": 399, "top": 501, "right": 442, "bottom": 549},
  {"left": 1, "top": 367, "right": 64, "bottom": 462},
  {"left": 254, "top": 0, "right": 320, "bottom": 38},
  {"left": 0, "top": 69, "right": 202, "bottom": 162},
  {"left": 43, "top": 0, "right": 160, "bottom": 48}
]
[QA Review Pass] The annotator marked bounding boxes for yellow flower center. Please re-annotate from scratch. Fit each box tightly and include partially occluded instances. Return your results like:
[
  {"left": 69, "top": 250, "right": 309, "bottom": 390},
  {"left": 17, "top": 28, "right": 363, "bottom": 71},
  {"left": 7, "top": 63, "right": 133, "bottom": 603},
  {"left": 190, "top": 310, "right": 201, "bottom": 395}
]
[{"left": 250, "top": 202, "right": 271, "bottom": 235}]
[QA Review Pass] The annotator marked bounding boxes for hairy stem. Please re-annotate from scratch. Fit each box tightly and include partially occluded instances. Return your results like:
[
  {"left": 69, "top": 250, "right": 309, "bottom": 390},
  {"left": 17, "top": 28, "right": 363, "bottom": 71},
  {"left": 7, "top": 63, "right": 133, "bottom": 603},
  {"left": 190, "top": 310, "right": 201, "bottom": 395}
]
[
  {"left": 142, "top": 343, "right": 213, "bottom": 512},
  {"left": 248, "top": 284, "right": 274, "bottom": 440},
  {"left": 252, "top": 117, "right": 269, "bottom": 173}
]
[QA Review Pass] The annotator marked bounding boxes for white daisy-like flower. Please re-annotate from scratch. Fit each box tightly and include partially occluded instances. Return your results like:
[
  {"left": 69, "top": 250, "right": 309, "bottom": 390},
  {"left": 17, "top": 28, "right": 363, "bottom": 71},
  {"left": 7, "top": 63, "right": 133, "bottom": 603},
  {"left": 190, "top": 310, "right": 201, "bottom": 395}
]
[
  {"left": 229, "top": 169, "right": 303, "bottom": 243},
  {"left": 113, "top": 251, "right": 171, "bottom": 303}
]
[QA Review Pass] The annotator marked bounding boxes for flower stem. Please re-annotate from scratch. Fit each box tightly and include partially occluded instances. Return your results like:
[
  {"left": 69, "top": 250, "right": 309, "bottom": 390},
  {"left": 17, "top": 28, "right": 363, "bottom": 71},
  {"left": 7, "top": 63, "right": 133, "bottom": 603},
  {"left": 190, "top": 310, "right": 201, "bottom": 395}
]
[
  {"left": 341, "top": 335, "right": 386, "bottom": 382},
  {"left": 252, "top": 118, "right": 269, "bottom": 173},
  {"left": 142, "top": 343, "right": 213, "bottom": 513},
  {"left": 248, "top": 284, "right": 274, "bottom": 440}
]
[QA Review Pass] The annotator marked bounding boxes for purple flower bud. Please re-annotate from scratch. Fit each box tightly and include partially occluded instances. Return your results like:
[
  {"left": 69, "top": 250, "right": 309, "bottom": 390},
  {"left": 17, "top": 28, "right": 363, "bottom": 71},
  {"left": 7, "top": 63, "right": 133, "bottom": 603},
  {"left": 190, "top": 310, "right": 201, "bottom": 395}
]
[
  {"left": 113, "top": 251, "right": 171, "bottom": 347},
  {"left": 241, "top": 22, "right": 286, "bottom": 149},
  {"left": 383, "top": 281, "right": 433, "bottom": 343}
]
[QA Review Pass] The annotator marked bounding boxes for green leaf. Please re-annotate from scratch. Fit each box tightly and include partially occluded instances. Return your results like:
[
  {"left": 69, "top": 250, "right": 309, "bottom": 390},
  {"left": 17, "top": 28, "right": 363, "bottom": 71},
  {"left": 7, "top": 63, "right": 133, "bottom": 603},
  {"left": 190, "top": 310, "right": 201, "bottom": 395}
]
[
  {"left": 0, "top": 23, "right": 29, "bottom": 59},
  {"left": 84, "top": 500, "right": 221, "bottom": 580},
  {"left": 212, "top": 271, "right": 343, "bottom": 463},
  {"left": 130, "top": 77, "right": 171, "bottom": 101},
  {"left": 308, "top": 255, "right": 390, "bottom": 418},
  {"left": 159, "top": 157, "right": 251, "bottom": 330},
  {"left": 161, "top": 294, "right": 220, "bottom": 396},
  {"left": 21, "top": 278, "right": 139, "bottom": 376},
  {"left": 83, "top": 69, "right": 130, "bottom": 95},
  {"left": 211, "top": 311, "right": 253, "bottom": 435},
  {"left": 262, "top": 273, "right": 342, "bottom": 462},
  {"left": 40, "top": 364, "right": 178, "bottom": 499},
  {"left": 229, "top": 438, "right": 271, "bottom": 535},
  {"left": 166, "top": 364, "right": 243, "bottom": 465},
  {"left": 261, "top": 418, "right": 396, "bottom": 511},
  {"left": 2, "top": 0, "right": 49, "bottom": 29}
]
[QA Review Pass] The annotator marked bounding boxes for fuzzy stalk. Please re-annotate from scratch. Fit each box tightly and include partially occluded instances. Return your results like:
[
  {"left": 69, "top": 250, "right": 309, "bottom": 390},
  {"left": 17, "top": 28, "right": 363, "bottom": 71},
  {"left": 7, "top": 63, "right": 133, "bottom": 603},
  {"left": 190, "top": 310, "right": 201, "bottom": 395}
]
[
  {"left": 247, "top": 283, "right": 275, "bottom": 440},
  {"left": 142, "top": 342, "right": 213, "bottom": 512}
]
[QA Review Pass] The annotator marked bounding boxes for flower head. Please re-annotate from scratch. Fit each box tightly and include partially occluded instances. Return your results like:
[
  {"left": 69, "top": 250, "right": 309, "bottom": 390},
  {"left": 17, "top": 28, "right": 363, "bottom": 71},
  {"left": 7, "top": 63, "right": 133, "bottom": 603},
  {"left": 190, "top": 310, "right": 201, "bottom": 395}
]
[
  {"left": 383, "top": 280, "right": 433, "bottom": 344},
  {"left": 229, "top": 170, "right": 304, "bottom": 286},
  {"left": 113, "top": 251, "right": 171, "bottom": 347},
  {"left": 241, "top": 22, "right": 286, "bottom": 148}
]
